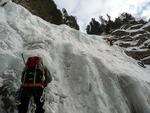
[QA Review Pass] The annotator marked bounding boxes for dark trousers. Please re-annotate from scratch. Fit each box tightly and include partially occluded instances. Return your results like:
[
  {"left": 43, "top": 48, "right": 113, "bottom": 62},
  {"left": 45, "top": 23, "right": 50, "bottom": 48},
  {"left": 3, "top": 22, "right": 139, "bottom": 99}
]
[{"left": 17, "top": 87, "right": 44, "bottom": 113}]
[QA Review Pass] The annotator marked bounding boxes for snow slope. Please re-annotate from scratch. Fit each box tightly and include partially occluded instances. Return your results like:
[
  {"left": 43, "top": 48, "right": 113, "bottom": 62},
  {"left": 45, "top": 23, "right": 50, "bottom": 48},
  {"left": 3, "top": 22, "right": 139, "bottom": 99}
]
[{"left": 0, "top": 1, "right": 150, "bottom": 113}]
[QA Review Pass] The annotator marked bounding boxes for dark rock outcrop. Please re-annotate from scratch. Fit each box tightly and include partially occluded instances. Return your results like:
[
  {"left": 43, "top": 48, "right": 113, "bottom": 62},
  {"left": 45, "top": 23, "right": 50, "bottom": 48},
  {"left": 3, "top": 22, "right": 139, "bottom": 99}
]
[
  {"left": 110, "top": 22, "right": 150, "bottom": 65},
  {"left": 125, "top": 50, "right": 150, "bottom": 60},
  {"left": 128, "top": 24, "right": 143, "bottom": 30},
  {"left": 142, "top": 23, "right": 150, "bottom": 32},
  {"left": 13, "top": 0, "right": 63, "bottom": 25},
  {"left": 112, "top": 30, "right": 129, "bottom": 37},
  {"left": 142, "top": 57, "right": 150, "bottom": 64}
]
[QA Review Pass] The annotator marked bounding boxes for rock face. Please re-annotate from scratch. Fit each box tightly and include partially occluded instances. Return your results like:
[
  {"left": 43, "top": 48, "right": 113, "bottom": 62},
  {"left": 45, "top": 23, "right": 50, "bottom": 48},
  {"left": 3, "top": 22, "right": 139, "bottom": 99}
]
[
  {"left": 142, "top": 57, "right": 150, "bottom": 64},
  {"left": 128, "top": 24, "right": 143, "bottom": 30},
  {"left": 12, "top": 0, "right": 80, "bottom": 30},
  {"left": 125, "top": 50, "right": 150, "bottom": 60},
  {"left": 13, "top": 0, "right": 63, "bottom": 25},
  {"left": 111, "top": 22, "right": 150, "bottom": 65},
  {"left": 112, "top": 30, "right": 129, "bottom": 37},
  {"left": 142, "top": 23, "right": 150, "bottom": 32}
]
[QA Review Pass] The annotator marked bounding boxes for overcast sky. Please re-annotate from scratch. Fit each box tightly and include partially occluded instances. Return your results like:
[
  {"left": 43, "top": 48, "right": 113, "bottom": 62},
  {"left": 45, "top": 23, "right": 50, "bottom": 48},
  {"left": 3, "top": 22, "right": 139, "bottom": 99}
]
[{"left": 53, "top": 0, "right": 150, "bottom": 31}]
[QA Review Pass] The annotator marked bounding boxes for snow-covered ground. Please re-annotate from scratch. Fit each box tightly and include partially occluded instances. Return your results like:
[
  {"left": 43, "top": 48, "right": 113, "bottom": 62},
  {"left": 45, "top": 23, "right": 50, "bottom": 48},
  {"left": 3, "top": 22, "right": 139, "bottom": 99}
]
[{"left": 0, "top": 1, "right": 150, "bottom": 113}]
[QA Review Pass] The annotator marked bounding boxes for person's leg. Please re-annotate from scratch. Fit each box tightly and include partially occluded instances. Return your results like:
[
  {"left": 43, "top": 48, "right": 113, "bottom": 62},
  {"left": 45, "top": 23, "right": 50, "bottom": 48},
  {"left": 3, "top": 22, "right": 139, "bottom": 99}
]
[
  {"left": 33, "top": 87, "right": 45, "bottom": 113},
  {"left": 17, "top": 88, "right": 30, "bottom": 113}
]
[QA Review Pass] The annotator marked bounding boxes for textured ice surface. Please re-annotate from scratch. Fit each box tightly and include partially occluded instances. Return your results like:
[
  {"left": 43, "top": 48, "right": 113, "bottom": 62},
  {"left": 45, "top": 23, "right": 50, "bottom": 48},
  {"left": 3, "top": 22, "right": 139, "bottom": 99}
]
[{"left": 0, "top": 1, "right": 150, "bottom": 113}]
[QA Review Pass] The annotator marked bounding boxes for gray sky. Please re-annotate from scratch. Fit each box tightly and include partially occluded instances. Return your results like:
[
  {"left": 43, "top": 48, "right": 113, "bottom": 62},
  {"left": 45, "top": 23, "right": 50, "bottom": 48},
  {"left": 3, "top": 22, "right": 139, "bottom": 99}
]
[{"left": 53, "top": 0, "right": 150, "bottom": 31}]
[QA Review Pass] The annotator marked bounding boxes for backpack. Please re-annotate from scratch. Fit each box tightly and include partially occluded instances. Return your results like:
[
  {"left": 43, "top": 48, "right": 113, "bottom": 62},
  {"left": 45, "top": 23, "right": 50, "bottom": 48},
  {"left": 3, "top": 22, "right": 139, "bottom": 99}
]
[{"left": 22, "top": 56, "right": 45, "bottom": 85}]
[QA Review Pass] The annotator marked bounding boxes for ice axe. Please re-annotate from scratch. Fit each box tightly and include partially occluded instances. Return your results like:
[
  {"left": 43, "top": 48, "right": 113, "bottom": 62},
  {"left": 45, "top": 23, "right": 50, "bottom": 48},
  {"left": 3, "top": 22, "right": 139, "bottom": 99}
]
[{"left": 21, "top": 53, "right": 26, "bottom": 65}]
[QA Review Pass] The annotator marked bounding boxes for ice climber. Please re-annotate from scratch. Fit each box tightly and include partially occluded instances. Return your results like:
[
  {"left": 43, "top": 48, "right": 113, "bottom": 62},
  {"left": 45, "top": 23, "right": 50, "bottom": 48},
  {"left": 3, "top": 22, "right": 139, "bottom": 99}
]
[{"left": 16, "top": 56, "right": 52, "bottom": 113}]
